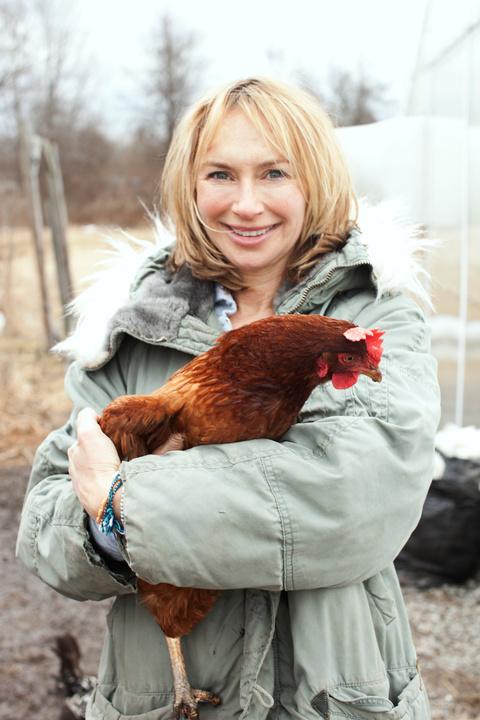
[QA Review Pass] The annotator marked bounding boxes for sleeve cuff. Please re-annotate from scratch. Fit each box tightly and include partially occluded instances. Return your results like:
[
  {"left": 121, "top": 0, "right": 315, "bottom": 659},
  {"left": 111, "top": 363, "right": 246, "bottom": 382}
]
[{"left": 88, "top": 515, "right": 126, "bottom": 562}]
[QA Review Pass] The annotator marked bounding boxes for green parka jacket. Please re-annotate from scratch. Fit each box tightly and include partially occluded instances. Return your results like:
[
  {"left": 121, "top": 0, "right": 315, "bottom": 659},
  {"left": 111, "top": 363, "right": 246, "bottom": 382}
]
[{"left": 16, "top": 203, "right": 441, "bottom": 720}]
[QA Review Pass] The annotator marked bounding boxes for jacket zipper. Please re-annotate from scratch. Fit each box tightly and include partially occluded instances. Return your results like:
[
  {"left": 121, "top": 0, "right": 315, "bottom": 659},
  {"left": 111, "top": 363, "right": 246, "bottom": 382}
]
[{"left": 285, "top": 261, "right": 371, "bottom": 315}]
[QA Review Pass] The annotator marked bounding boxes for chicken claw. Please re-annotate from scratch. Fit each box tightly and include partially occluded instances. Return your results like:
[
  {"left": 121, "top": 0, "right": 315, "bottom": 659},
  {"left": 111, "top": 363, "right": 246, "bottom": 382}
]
[
  {"left": 174, "top": 688, "right": 221, "bottom": 719},
  {"left": 165, "top": 636, "right": 221, "bottom": 719}
]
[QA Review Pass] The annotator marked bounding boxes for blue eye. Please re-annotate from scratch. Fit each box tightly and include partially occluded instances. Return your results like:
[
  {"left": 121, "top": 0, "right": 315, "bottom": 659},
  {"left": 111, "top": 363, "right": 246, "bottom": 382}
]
[
  {"left": 207, "top": 170, "right": 230, "bottom": 180},
  {"left": 266, "top": 169, "right": 286, "bottom": 179}
]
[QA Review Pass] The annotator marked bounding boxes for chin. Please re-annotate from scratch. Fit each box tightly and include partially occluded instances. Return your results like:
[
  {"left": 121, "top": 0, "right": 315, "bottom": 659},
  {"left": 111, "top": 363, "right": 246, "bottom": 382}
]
[
  {"left": 224, "top": 242, "right": 285, "bottom": 267},
  {"left": 231, "top": 255, "right": 276, "bottom": 275}
]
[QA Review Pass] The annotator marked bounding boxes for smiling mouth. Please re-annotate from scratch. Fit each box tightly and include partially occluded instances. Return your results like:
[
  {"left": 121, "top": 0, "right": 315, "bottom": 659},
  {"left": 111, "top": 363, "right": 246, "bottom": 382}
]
[{"left": 223, "top": 223, "right": 280, "bottom": 238}]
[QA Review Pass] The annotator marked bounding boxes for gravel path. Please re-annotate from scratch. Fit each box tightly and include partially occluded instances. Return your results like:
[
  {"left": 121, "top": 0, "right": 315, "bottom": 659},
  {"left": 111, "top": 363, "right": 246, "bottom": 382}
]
[{"left": 403, "top": 582, "right": 480, "bottom": 719}]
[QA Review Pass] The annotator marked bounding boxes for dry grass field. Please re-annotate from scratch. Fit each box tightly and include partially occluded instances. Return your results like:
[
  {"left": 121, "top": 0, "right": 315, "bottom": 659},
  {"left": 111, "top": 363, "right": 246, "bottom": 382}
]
[{"left": 0, "top": 224, "right": 479, "bottom": 719}]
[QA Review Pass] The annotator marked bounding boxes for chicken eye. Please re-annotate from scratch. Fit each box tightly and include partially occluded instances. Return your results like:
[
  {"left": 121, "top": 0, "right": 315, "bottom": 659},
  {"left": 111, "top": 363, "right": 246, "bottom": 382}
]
[
  {"left": 339, "top": 354, "right": 355, "bottom": 365},
  {"left": 338, "top": 353, "right": 355, "bottom": 365}
]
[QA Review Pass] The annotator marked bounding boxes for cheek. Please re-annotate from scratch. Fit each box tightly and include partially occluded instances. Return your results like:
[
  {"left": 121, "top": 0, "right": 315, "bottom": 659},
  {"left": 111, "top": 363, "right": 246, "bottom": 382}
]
[
  {"left": 196, "top": 183, "right": 230, "bottom": 221},
  {"left": 275, "top": 187, "right": 305, "bottom": 228}
]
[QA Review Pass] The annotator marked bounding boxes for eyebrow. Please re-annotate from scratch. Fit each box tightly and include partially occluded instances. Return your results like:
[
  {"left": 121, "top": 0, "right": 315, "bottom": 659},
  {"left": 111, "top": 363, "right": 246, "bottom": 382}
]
[{"left": 200, "top": 159, "right": 290, "bottom": 170}]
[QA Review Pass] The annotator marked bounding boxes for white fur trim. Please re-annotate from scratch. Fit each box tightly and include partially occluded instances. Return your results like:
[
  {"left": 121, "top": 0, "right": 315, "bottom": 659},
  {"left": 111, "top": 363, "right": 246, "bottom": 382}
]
[
  {"left": 53, "top": 200, "right": 435, "bottom": 365},
  {"left": 53, "top": 214, "right": 174, "bottom": 366},
  {"left": 357, "top": 198, "right": 437, "bottom": 309}
]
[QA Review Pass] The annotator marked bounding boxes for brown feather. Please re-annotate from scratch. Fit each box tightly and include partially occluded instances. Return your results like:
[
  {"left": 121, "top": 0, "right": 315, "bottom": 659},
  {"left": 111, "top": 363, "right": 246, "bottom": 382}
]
[{"left": 137, "top": 580, "right": 220, "bottom": 638}]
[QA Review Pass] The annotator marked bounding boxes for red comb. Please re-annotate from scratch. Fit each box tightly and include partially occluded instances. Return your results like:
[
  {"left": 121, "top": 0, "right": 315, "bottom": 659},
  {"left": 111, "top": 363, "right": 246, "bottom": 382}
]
[
  {"left": 365, "top": 329, "right": 384, "bottom": 365},
  {"left": 343, "top": 326, "right": 384, "bottom": 365}
]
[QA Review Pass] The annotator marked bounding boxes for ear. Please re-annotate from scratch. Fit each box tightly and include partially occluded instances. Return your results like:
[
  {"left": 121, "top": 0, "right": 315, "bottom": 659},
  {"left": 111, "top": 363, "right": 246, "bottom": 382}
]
[{"left": 316, "top": 357, "right": 329, "bottom": 378}]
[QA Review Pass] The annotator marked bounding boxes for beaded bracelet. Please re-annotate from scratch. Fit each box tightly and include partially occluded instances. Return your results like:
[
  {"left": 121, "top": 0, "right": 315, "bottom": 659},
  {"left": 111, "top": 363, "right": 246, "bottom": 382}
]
[
  {"left": 119, "top": 485, "right": 126, "bottom": 528},
  {"left": 96, "top": 471, "right": 125, "bottom": 535}
]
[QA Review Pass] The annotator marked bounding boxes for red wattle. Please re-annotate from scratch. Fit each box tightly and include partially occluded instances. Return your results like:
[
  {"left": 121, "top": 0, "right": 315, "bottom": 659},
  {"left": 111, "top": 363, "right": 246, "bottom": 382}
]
[{"left": 332, "top": 371, "right": 359, "bottom": 389}]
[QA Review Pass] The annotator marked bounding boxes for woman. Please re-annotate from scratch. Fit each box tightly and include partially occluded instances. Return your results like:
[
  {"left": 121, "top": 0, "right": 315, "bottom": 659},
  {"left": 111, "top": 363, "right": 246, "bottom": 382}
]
[{"left": 17, "top": 77, "right": 440, "bottom": 719}]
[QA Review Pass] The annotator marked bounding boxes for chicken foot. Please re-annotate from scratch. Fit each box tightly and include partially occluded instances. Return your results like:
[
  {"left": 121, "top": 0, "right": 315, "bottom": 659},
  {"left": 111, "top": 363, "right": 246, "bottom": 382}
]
[{"left": 165, "top": 636, "right": 221, "bottom": 719}]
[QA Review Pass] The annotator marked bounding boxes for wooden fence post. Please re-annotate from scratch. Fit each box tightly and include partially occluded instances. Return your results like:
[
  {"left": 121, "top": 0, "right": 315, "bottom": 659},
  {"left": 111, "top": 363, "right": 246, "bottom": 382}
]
[
  {"left": 18, "top": 121, "right": 56, "bottom": 349},
  {"left": 43, "top": 139, "right": 74, "bottom": 334}
]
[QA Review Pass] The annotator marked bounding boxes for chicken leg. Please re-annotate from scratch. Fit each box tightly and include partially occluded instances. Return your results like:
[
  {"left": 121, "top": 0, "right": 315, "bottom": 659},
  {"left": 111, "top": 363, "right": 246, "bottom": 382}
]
[{"left": 165, "top": 636, "right": 221, "bottom": 719}]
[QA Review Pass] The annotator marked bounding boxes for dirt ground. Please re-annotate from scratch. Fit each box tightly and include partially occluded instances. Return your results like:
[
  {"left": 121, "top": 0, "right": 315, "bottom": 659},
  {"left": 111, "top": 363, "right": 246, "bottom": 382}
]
[
  {"left": 1, "top": 225, "right": 479, "bottom": 719},
  {"left": 0, "top": 462, "right": 110, "bottom": 720}
]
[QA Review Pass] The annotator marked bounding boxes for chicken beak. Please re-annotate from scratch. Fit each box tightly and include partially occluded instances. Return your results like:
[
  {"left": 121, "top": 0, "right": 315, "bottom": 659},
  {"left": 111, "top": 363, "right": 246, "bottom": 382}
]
[{"left": 364, "top": 368, "right": 382, "bottom": 383}]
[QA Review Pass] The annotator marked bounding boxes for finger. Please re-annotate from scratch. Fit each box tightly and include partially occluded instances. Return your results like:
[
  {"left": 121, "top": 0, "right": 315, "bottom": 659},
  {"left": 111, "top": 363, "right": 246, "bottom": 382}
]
[
  {"left": 76, "top": 407, "right": 100, "bottom": 437},
  {"left": 77, "top": 406, "right": 98, "bottom": 425},
  {"left": 67, "top": 448, "right": 76, "bottom": 476},
  {"left": 152, "top": 433, "right": 185, "bottom": 456},
  {"left": 68, "top": 438, "right": 80, "bottom": 454}
]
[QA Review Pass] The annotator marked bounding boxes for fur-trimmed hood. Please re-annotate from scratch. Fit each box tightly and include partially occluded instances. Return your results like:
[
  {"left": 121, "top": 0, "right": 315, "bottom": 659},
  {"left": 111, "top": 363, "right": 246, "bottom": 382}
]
[{"left": 54, "top": 200, "right": 435, "bottom": 369}]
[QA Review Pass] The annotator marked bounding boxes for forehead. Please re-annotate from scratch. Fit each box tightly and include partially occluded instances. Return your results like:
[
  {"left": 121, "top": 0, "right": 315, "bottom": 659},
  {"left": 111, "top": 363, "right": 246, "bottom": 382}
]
[{"left": 199, "top": 109, "right": 286, "bottom": 165}]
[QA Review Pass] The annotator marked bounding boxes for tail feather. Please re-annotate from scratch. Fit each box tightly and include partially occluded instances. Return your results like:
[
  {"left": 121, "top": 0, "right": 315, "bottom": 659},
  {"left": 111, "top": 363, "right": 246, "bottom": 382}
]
[{"left": 137, "top": 580, "right": 220, "bottom": 638}]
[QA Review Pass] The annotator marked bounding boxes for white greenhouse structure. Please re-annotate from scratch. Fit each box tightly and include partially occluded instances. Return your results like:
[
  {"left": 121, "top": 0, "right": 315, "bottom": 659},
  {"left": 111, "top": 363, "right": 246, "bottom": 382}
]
[{"left": 337, "top": 1, "right": 480, "bottom": 428}]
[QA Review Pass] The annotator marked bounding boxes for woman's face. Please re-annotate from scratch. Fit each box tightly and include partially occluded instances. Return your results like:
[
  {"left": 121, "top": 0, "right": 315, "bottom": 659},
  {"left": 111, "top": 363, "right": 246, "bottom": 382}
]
[{"left": 196, "top": 109, "right": 306, "bottom": 283}]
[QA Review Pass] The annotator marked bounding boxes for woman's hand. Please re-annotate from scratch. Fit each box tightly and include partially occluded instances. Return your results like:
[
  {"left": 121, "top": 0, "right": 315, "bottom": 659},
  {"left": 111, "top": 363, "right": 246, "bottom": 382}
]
[
  {"left": 68, "top": 407, "right": 121, "bottom": 519},
  {"left": 152, "top": 432, "right": 185, "bottom": 455},
  {"left": 68, "top": 408, "right": 186, "bottom": 520}
]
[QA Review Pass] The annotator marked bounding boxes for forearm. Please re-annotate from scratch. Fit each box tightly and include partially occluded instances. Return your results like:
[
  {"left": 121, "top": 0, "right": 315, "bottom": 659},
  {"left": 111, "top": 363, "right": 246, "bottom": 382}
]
[
  {"left": 16, "top": 353, "right": 136, "bottom": 600},
  {"left": 119, "top": 441, "right": 284, "bottom": 590},
  {"left": 119, "top": 409, "right": 435, "bottom": 592},
  {"left": 16, "top": 464, "right": 135, "bottom": 600}
]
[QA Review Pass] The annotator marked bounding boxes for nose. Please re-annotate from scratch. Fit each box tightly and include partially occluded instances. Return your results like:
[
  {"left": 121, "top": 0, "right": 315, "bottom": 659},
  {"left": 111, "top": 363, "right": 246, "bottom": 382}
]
[{"left": 231, "top": 180, "right": 264, "bottom": 219}]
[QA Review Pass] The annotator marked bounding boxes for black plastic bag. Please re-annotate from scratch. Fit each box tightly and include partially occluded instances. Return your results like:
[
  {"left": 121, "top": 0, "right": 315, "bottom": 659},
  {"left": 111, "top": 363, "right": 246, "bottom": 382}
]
[{"left": 396, "top": 456, "right": 480, "bottom": 586}]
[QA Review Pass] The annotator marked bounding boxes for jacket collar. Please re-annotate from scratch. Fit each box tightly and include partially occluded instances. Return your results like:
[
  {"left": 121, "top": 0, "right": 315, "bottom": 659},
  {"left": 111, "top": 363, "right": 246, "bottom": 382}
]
[{"left": 54, "top": 200, "right": 435, "bottom": 370}]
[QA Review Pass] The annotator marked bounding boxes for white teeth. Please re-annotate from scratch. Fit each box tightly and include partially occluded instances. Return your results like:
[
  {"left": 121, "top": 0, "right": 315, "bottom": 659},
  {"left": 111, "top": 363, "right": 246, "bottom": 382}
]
[{"left": 228, "top": 225, "right": 275, "bottom": 237}]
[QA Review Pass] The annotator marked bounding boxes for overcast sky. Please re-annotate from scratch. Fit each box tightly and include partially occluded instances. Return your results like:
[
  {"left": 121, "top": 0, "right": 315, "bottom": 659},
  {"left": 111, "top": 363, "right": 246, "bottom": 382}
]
[{"left": 76, "top": 0, "right": 428, "bottom": 136}]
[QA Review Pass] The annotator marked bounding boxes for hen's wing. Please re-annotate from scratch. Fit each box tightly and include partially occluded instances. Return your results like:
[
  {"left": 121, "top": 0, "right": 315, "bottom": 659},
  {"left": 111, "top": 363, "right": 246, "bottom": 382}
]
[{"left": 99, "top": 394, "right": 182, "bottom": 460}]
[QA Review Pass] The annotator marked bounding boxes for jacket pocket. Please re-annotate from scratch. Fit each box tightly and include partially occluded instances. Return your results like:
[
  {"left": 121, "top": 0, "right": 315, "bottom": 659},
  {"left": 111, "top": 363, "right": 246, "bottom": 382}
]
[
  {"left": 86, "top": 687, "right": 173, "bottom": 720},
  {"left": 322, "top": 671, "right": 429, "bottom": 719}
]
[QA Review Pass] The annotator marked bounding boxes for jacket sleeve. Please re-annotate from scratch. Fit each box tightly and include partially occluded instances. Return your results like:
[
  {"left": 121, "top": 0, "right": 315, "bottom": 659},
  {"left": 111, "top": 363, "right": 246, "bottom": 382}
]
[
  {"left": 119, "top": 291, "right": 441, "bottom": 592},
  {"left": 15, "top": 353, "right": 137, "bottom": 601}
]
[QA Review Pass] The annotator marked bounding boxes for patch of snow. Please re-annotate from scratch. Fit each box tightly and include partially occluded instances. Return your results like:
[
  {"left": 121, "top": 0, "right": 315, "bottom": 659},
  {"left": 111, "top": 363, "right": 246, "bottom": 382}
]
[{"left": 435, "top": 423, "right": 480, "bottom": 461}]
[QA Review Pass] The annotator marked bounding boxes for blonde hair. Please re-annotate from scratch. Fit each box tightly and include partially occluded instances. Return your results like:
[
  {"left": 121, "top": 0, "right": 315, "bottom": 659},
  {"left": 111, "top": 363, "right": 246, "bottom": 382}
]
[{"left": 160, "top": 77, "right": 358, "bottom": 290}]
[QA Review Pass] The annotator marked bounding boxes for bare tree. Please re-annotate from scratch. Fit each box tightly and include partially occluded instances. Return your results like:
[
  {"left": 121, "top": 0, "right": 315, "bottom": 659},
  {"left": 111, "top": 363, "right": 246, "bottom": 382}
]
[
  {"left": 113, "top": 13, "right": 207, "bottom": 222},
  {"left": 297, "top": 66, "right": 395, "bottom": 127},
  {"left": 142, "top": 14, "right": 205, "bottom": 148},
  {"left": 0, "top": 0, "right": 30, "bottom": 128},
  {"left": 0, "top": 0, "right": 93, "bottom": 135},
  {"left": 29, "top": 0, "right": 93, "bottom": 138},
  {"left": 0, "top": 0, "right": 115, "bottom": 224},
  {"left": 0, "top": 5, "right": 209, "bottom": 226},
  {"left": 0, "top": 1, "right": 24, "bottom": 89}
]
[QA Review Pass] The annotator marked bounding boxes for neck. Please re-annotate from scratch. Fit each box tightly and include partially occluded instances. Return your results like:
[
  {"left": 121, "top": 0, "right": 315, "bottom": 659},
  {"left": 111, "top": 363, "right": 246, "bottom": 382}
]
[{"left": 231, "top": 273, "right": 283, "bottom": 325}]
